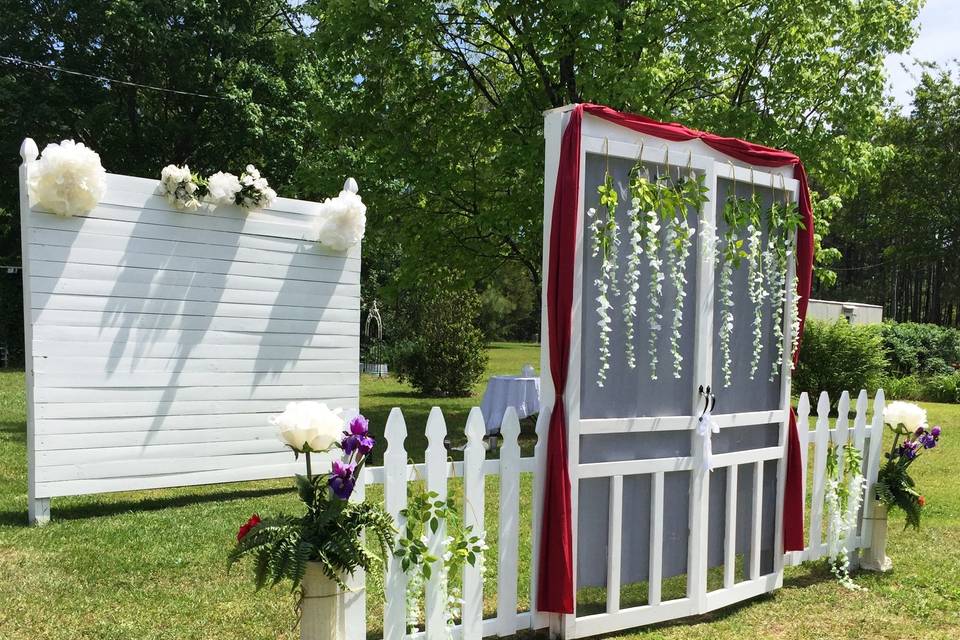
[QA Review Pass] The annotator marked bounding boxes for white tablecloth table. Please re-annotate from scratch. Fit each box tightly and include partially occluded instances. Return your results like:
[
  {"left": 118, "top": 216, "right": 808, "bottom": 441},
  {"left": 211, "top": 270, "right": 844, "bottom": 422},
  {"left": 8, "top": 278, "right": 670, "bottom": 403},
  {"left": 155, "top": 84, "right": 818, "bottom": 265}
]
[{"left": 479, "top": 375, "right": 541, "bottom": 434}]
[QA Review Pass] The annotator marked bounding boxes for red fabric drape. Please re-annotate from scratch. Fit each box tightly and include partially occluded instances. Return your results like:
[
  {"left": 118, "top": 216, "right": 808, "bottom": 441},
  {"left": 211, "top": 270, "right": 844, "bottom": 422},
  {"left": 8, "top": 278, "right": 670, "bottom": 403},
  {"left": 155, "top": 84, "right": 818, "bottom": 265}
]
[{"left": 537, "top": 104, "right": 813, "bottom": 614}]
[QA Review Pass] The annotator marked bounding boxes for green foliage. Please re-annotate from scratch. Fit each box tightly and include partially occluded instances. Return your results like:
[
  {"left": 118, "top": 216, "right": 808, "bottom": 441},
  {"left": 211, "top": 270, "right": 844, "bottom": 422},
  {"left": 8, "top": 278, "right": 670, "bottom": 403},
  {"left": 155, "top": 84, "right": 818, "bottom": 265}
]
[
  {"left": 794, "top": 319, "right": 887, "bottom": 403},
  {"left": 879, "top": 322, "right": 960, "bottom": 377},
  {"left": 875, "top": 462, "right": 922, "bottom": 529},
  {"left": 303, "top": 0, "right": 922, "bottom": 294},
  {"left": 394, "top": 488, "right": 484, "bottom": 582},
  {"left": 880, "top": 374, "right": 924, "bottom": 402},
  {"left": 390, "top": 274, "right": 488, "bottom": 397},
  {"left": 880, "top": 372, "right": 960, "bottom": 404},
  {"left": 228, "top": 473, "right": 395, "bottom": 591}
]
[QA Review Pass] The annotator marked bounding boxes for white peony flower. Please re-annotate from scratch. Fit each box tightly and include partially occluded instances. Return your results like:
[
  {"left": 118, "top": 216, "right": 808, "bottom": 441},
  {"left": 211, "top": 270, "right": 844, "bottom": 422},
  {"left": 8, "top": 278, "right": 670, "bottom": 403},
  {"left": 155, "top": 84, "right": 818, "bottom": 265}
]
[
  {"left": 883, "top": 401, "right": 927, "bottom": 432},
  {"left": 206, "top": 171, "right": 242, "bottom": 205},
  {"left": 159, "top": 164, "right": 202, "bottom": 211},
  {"left": 28, "top": 139, "right": 106, "bottom": 217},
  {"left": 271, "top": 401, "right": 345, "bottom": 453},
  {"left": 313, "top": 190, "right": 367, "bottom": 251}
]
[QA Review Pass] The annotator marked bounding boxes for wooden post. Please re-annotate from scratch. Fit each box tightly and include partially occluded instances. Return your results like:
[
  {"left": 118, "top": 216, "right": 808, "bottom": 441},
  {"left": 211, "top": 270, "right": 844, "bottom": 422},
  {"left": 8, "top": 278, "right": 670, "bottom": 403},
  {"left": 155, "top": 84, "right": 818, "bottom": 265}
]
[{"left": 20, "top": 138, "right": 48, "bottom": 525}]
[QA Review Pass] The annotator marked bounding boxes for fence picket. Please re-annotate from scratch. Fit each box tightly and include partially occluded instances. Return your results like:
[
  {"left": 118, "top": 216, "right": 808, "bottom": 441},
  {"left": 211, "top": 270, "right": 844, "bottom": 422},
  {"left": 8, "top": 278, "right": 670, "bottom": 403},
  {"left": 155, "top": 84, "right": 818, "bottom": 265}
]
[
  {"left": 384, "top": 409, "right": 409, "bottom": 640},
  {"left": 835, "top": 391, "right": 851, "bottom": 447},
  {"left": 723, "top": 464, "right": 738, "bottom": 588},
  {"left": 529, "top": 408, "right": 548, "bottom": 628},
  {"left": 749, "top": 461, "right": 763, "bottom": 580},
  {"left": 809, "top": 392, "right": 831, "bottom": 558},
  {"left": 861, "top": 390, "right": 886, "bottom": 544},
  {"left": 849, "top": 391, "right": 869, "bottom": 554},
  {"left": 424, "top": 408, "right": 448, "bottom": 640},
  {"left": 346, "top": 470, "right": 367, "bottom": 640},
  {"left": 462, "top": 409, "right": 487, "bottom": 640},
  {"left": 497, "top": 408, "right": 521, "bottom": 637},
  {"left": 607, "top": 474, "right": 623, "bottom": 613},
  {"left": 648, "top": 471, "right": 664, "bottom": 606}
]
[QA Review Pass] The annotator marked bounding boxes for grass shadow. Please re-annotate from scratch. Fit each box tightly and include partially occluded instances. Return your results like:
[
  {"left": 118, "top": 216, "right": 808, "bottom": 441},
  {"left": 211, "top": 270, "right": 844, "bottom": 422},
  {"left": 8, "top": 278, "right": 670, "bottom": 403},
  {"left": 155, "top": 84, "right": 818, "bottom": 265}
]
[{"left": 0, "top": 485, "right": 291, "bottom": 527}]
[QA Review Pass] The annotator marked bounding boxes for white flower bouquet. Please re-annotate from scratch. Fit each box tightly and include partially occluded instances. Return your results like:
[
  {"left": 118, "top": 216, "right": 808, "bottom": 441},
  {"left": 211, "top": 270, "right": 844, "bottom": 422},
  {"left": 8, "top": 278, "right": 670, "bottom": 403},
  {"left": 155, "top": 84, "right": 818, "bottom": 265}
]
[{"left": 28, "top": 139, "right": 106, "bottom": 217}]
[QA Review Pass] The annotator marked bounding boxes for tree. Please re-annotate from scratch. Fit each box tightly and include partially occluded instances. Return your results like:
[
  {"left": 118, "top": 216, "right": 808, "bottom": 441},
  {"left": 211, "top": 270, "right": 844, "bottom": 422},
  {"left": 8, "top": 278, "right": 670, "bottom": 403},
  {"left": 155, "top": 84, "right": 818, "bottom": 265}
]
[
  {"left": 823, "top": 67, "right": 960, "bottom": 325},
  {"left": 302, "top": 0, "right": 921, "bottom": 295}
]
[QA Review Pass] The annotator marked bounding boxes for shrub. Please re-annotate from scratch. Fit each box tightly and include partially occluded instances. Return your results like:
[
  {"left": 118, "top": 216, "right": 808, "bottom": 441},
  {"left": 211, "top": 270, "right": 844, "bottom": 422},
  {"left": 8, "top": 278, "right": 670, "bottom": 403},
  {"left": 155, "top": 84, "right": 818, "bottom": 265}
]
[
  {"left": 389, "top": 275, "right": 488, "bottom": 397},
  {"left": 794, "top": 319, "right": 887, "bottom": 403},
  {"left": 879, "top": 374, "right": 924, "bottom": 401},
  {"left": 921, "top": 372, "right": 960, "bottom": 404},
  {"left": 879, "top": 322, "right": 960, "bottom": 377}
]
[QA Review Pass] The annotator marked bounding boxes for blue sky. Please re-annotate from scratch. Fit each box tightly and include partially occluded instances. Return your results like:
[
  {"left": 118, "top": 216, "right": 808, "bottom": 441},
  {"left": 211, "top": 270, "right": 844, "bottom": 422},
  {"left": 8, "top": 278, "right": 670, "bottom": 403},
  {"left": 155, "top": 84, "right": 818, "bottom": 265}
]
[{"left": 885, "top": 0, "right": 959, "bottom": 109}]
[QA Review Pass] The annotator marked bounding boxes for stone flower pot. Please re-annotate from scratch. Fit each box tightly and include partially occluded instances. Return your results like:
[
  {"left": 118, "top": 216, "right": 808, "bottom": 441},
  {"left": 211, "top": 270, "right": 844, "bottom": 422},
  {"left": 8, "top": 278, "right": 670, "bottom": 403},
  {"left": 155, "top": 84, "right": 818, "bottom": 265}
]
[
  {"left": 861, "top": 501, "right": 893, "bottom": 572},
  {"left": 300, "top": 563, "right": 347, "bottom": 640}
]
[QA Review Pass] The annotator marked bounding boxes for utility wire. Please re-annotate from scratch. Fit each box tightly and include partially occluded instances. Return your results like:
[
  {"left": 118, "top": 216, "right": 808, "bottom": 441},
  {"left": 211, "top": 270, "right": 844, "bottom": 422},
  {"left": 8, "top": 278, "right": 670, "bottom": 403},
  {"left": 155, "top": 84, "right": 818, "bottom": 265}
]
[{"left": 0, "top": 55, "right": 228, "bottom": 101}]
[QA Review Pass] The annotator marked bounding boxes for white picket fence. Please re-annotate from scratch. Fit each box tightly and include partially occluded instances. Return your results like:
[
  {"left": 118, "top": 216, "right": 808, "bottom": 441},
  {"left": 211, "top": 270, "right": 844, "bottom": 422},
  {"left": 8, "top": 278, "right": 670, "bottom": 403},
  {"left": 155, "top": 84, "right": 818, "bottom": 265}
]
[
  {"left": 784, "top": 388, "right": 886, "bottom": 567},
  {"left": 344, "top": 388, "right": 885, "bottom": 640},
  {"left": 346, "top": 405, "right": 546, "bottom": 640}
]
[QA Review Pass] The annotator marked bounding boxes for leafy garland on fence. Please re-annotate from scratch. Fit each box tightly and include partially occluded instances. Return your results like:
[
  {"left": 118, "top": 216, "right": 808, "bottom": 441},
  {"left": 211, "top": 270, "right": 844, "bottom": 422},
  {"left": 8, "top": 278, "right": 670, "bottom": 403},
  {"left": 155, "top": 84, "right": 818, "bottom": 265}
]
[
  {"left": 824, "top": 441, "right": 866, "bottom": 590},
  {"left": 588, "top": 172, "right": 621, "bottom": 386},
  {"left": 645, "top": 177, "right": 666, "bottom": 379},
  {"left": 395, "top": 486, "right": 487, "bottom": 634}
]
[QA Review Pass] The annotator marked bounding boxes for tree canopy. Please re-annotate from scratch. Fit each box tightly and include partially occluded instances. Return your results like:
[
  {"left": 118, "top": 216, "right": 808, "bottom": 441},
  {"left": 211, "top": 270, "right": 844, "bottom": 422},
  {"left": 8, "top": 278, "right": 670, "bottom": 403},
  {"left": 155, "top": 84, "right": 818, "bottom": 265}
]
[
  {"left": 0, "top": 0, "right": 925, "bottom": 325},
  {"left": 824, "top": 67, "right": 960, "bottom": 325}
]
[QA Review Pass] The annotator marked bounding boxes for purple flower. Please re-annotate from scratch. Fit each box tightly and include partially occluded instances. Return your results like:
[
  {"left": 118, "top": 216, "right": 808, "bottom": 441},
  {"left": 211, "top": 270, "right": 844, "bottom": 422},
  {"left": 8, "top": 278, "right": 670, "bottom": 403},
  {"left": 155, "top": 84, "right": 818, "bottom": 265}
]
[
  {"left": 920, "top": 434, "right": 937, "bottom": 449},
  {"left": 915, "top": 425, "right": 926, "bottom": 436},
  {"left": 931, "top": 426, "right": 942, "bottom": 438},
  {"left": 342, "top": 414, "right": 375, "bottom": 456},
  {"left": 348, "top": 415, "right": 370, "bottom": 436},
  {"left": 329, "top": 460, "right": 356, "bottom": 500}
]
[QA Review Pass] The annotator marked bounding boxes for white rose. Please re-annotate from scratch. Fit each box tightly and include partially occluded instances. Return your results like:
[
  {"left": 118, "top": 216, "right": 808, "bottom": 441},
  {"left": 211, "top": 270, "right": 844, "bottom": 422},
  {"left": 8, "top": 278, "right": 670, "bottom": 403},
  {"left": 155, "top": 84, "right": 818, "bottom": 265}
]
[
  {"left": 312, "top": 190, "right": 367, "bottom": 251},
  {"left": 272, "top": 401, "right": 345, "bottom": 453},
  {"left": 883, "top": 400, "right": 927, "bottom": 431},
  {"left": 28, "top": 139, "right": 106, "bottom": 217},
  {"left": 206, "top": 171, "right": 242, "bottom": 205}
]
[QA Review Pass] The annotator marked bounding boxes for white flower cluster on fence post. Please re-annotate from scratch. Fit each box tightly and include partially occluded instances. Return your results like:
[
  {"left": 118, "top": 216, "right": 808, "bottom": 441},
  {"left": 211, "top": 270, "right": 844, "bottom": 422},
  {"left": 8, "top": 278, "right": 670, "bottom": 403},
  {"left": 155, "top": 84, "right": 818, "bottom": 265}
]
[
  {"left": 27, "top": 139, "right": 106, "bottom": 217},
  {"left": 311, "top": 183, "right": 367, "bottom": 251},
  {"left": 824, "top": 441, "right": 866, "bottom": 590}
]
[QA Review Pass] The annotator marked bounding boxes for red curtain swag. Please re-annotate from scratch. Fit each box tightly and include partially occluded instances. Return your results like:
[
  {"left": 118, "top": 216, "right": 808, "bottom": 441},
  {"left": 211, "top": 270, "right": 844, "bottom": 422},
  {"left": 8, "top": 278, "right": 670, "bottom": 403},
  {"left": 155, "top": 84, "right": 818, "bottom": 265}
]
[{"left": 537, "top": 103, "right": 814, "bottom": 614}]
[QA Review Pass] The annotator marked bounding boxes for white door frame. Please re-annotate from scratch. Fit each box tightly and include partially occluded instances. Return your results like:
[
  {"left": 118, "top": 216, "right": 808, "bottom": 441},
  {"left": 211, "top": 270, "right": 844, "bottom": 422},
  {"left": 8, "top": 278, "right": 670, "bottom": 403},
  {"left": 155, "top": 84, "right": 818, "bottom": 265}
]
[{"left": 538, "top": 108, "right": 800, "bottom": 639}]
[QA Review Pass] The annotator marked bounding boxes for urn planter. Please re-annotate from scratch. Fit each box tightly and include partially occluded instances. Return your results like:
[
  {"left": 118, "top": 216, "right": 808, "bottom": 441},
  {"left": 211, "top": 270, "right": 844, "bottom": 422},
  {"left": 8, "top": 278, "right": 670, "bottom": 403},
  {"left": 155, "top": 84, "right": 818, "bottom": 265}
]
[
  {"left": 300, "top": 563, "right": 348, "bottom": 640},
  {"left": 861, "top": 501, "right": 893, "bottom": 572}
]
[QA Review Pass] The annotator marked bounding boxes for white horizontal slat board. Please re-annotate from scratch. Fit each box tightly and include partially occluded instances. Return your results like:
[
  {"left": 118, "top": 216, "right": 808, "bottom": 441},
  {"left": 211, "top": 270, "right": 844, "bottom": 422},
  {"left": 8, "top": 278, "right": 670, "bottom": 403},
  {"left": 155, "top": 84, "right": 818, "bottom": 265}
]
[
  {"left": 32, "top": 310, "right": 359, "bottom": 336},
  {"left": 32, "top": 296, "right": 358, "bottom": 322},
  {"left": 29, "top": 245, "right": 361, "bottom": 283},
  {"left": 20, "top": 151, "right": 361, "bottom": 504},
  {"left": 30, "top": 227, "right": 360, "bottom": 272},
  {"left": 32, "top": 354, "right": 356, "bottom": 374}
]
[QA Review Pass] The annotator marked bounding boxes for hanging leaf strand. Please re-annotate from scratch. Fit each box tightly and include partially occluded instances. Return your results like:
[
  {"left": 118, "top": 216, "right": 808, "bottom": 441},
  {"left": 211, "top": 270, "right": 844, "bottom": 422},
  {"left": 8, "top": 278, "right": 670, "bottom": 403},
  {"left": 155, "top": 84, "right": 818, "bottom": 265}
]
[
  {"left": 590, "top": 172, "right": 620, "bottom": 387},
  {"left": 746, "top": 193, "right": 768, "bottom": 380},
  {"left": 718, "top": 193, "right": 748, "bottom": 387},
  {"left": 623, "top": 165, "right": 652, "bottom": 369}
]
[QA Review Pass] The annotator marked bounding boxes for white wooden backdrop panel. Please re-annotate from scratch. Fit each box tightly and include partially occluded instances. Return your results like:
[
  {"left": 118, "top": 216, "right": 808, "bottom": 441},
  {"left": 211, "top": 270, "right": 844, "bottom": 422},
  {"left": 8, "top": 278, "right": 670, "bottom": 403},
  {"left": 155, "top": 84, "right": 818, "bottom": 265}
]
[{"left": 19, "top": 139, "right": 360, "bottom": 521}]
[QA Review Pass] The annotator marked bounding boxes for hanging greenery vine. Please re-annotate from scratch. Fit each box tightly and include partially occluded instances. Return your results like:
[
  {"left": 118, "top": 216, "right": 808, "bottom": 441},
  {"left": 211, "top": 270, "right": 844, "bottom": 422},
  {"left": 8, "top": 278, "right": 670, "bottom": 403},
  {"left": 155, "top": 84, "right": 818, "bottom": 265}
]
[
  {"left": 824, "top": 441, "right": 866, "bottom": 590},
  {"left": 718, "top": 190, "right": 748, "bottom": 387},
  {"left": 745, "top": 190, "right": 768, "bottom": 380},
  {"left": 766, "top": 187, "right": 803, "bottom": 381},
  {"left": 664, "top": 167, "right": 707, "bottom": 378},
  {"left": 644, "top": 171, "right": 667, "bottom": 380},
  {"left": 623, "top": 162, "right": 653, "bottom": 369},
  {"left": 589, "top": 170, "right": 620, "bottom": 387}
]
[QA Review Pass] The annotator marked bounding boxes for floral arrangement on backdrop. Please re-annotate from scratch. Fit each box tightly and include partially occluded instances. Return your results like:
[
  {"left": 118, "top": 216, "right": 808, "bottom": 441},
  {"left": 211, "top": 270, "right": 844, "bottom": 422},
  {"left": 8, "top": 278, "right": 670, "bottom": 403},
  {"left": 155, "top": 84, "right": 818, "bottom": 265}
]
[
  {"left": 876, "top": 401, "right": 943, "bottom": 529},
  {"left": 311, "top": 186, "right": 368, "bottom": 251},
  {"left": 228, "top": 402, "right": 394, "bottom": 590},
  {"left": 27, "top": 139, "right": 106, "bottom": 217},
  {"left": 163, "top": 163, "right": 276, "bottom": 211}
]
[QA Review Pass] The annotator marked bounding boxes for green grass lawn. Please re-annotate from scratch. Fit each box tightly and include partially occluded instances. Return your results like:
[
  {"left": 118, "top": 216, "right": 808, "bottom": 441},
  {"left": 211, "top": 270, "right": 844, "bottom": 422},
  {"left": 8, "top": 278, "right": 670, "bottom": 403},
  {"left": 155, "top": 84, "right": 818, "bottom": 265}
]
[{"left": 1, "top": 342, "right": 958, "bottom": 639}]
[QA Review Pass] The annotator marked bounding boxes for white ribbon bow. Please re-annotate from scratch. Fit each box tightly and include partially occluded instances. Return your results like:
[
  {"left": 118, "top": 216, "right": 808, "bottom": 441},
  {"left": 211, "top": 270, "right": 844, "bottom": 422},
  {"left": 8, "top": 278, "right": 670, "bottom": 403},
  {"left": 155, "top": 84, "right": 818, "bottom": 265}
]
[{"left": 697, "top": 408, "right": 720, "bottom": 472}]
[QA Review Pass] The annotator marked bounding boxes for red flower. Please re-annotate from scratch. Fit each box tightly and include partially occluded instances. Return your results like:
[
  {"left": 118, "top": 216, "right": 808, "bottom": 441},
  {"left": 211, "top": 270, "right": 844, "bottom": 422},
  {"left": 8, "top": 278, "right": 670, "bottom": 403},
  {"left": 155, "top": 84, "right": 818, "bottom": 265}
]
[
  {"left": 918, "top": 496, "right": 926, "bottom": 507},
  {"left": 236, "top": 514, "right": 261, "bottom": 542}
]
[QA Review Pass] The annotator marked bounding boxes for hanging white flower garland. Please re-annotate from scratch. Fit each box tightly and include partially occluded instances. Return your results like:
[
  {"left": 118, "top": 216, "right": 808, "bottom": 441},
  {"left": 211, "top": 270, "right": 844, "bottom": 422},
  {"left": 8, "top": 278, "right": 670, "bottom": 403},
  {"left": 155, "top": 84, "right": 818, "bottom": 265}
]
[
  {"left": 623, "top": 192, "right": 645, "bottom": 369},
  {"left": 745, "top": 203, "right": 768, "bottom": 380},
  {"left": 824, "top": 442, "right": 866, "bottom": 590},
  {"left": 718, "top": 194, "right": 747, "bottom": 387},
  {"left": 645, "top": 201, "right": 664, "bottom": 380},
  {"left": 589, "top": 173, "right": 620, "bottom": 387}
]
